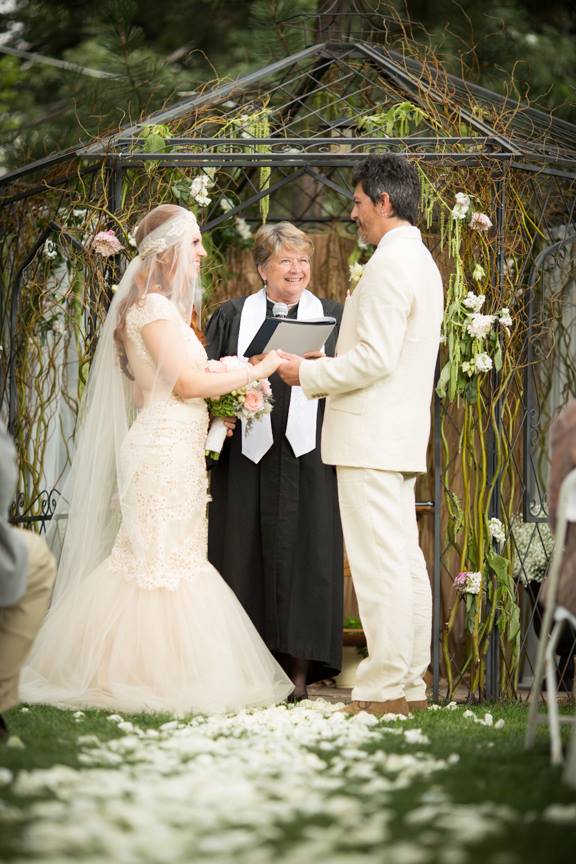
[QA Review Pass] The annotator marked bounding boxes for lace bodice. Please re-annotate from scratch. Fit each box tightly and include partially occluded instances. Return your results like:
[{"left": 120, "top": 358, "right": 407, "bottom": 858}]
[
  {"left": 109, "top": 292, "right": 211, "bottom": 591},
  {"left": 125, "top": 293, "right": 207, "bottom": 373}
]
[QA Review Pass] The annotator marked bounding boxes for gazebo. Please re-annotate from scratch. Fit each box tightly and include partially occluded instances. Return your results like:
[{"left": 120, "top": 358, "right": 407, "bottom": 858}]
[{"left": 2, "top": 38, "right": 575, "bottom": 701}]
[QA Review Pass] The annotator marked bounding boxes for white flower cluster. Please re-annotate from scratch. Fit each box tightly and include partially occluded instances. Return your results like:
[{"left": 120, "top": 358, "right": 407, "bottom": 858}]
[
  {"left": 466, "top": 312, "right": 495, "bottom": 339},
  {"left": 348, "top": 262, "right": 365, "bottom": 285},
  {"left": 463, "top": 291, "right": 486, "bottom": 312},
  {"left": 190, "top": 174, "right": 214, "bottom": 207},
  {"left": 235, "top": 216, "right": 252, "bottom": 241},
  {"left": 510, "top": 515, "right": 554, "bottom": 586},
  {"left": 454, "top": 571, "right": 483, "bottom": 594},
  {"left": 451, "top": 192, "right": 471, "bottom": 220},
  {"left": 488, "top": 517, "right": 506, "bottom": 545},
  {"left": 451, "top": 192, "right": 493, "bottom": 232}
]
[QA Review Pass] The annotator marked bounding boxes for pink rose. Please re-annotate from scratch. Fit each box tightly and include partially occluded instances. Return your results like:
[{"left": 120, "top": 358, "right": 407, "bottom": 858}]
[
  {"left": 91, "top": 229, "right": 124, "bottom": 257},
  {"left": 470, "top": 212, "right": 493, "bottom": 232},
  {"left": 244, "top": 389, "right": 264, "bottom": 412},
  {"left": 260, "top": 379, "right": 272, "bottom": 397}
]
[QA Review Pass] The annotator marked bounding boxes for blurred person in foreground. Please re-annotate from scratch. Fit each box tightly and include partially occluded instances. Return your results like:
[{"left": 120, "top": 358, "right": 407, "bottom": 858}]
[{"left": 0, "top": 421, "right": 56, "bottom": 738}]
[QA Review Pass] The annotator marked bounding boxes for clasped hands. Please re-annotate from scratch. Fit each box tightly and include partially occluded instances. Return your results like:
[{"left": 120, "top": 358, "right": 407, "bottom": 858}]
[
  {"left": 220, "top": 349, "right": 323, "bottom": 435},
  {"left": 250, "top": 348, "right": 324, "bottom": 387}
]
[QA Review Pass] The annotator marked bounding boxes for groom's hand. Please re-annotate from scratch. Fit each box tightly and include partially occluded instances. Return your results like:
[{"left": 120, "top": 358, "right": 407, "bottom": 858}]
[{"left": 277, "top": 351, "right": 303, "bottom": 386}]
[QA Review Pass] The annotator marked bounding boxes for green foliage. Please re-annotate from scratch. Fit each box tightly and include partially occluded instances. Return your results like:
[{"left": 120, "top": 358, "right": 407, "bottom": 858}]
[{"left": 356, "top": 102, "right": 429, "bottom": 137}]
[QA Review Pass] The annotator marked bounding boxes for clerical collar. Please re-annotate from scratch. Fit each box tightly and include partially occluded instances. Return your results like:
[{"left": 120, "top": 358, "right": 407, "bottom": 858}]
[{"left": 265, "top": 294, "right": 299, "bottom": 309}]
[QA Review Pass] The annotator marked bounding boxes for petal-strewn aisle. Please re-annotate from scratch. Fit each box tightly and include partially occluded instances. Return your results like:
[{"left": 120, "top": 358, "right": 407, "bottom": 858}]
[{"left": 1, "top": 700, "right": 575, "bottom": 863}]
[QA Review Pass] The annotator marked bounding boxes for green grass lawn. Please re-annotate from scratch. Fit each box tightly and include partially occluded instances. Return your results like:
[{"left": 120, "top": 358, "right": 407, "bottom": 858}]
[{"left": 1, "top": 700, "right": 575, "bottom": 863}]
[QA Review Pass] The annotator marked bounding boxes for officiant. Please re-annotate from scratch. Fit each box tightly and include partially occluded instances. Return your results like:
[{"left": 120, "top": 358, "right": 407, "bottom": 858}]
[{"left": 205, "top": 222, "right": 343, "bottom": 700}]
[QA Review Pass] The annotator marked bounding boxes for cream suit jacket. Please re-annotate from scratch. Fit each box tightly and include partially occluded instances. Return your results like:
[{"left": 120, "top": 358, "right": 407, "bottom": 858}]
[{"left": 300, "top": 226, "right": 443, "bottom": 472}]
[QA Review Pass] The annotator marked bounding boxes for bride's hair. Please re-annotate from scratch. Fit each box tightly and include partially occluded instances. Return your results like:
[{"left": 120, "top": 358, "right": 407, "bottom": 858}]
[{"left": 114, "top": 204, "right": 204, "bottom": 378}]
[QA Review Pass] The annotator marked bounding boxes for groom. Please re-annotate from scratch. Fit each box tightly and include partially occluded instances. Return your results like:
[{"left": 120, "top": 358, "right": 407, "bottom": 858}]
[{"left": 278, "top": 154, "right": 443, "bottom": 717}]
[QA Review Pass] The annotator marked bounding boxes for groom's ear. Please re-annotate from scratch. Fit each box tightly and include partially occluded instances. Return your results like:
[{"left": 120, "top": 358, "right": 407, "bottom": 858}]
[{"left": 378, "top": 191, "right": 393, "bottom": 216}]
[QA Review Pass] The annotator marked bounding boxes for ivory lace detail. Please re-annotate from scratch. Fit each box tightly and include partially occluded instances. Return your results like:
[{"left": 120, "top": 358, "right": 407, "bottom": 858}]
[{"left": 113, "top": 294, "right": 210, "bottom": 591}]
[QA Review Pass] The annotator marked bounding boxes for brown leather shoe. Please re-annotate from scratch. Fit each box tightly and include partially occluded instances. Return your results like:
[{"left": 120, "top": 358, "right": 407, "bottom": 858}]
[
  {"left": 365, "top": 698, "right": 410, "bottom": 717},
  {"left": 407, "top": 700, "right": 429, "bottom": 713}
]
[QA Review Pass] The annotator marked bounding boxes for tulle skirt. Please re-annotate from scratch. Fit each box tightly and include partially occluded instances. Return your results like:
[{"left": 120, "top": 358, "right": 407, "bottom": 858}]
[{"left": 20, "top": 557, "right": 293, "bottom": 715}]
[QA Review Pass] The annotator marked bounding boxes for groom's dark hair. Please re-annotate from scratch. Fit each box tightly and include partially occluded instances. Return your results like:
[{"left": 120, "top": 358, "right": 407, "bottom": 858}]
[{"left": 352, "top": 155, "right": 420, "bottom": 225}]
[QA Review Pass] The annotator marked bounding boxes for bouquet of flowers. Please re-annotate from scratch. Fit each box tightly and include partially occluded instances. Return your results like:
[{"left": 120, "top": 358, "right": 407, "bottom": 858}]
[{"left": 205, "top": 356, "right": 273, "bottom": 460}]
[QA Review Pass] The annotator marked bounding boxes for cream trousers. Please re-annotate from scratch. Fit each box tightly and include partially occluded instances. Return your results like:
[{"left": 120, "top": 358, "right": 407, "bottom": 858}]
[
  {"left": 337, "top": 467, "right": 431, "bottom": 702},
  {"left": 0, "top": 528, "right": 55, "bottom": 712}
]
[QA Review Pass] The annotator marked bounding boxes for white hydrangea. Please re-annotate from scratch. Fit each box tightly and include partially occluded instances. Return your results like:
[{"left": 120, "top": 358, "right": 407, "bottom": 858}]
[
  {"left": 510, "top": 515, "right": 554, "bottom": 585},
  {"left": 463, "top": 291, "right": 485, "bottom": 312},
  {"left": 190, "top": 174, "right": 213, "bottom": 207},
  {"left": 466, "top": 572, "right": 482, "bottom": 594},
  {"left": 488, "top": 517, "right": 506, "bottom": 545},
  {"left": 474, "top": 352, "right": 493, "bottom": 373},
  {"left": 466, "top": 313, "right": 495, "bottom": 339}
]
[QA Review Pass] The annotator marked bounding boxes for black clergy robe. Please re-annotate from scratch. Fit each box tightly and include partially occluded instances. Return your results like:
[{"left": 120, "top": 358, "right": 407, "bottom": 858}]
[{"left": 205, "top": 295, "right": 344, "bottom": 683}]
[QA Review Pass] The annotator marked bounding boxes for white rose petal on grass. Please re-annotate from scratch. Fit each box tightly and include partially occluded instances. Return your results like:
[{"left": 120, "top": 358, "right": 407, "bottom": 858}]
[
  {"left": 494, "top": 719, "right": 505, "bottom": 729},
  {"left": 462, "top": 710, "right": 475, "bottom": 720},
  {"left": 7, "top": 736, "right": 25, "bottom": 749},
  {"left": 72, "top": 711, "right": 85, "bottom": 719},
  {"left": 404, "top": 729, "right": 430, "bottom": 745},
  {"left": 0, "top": 767, "right": 13, "bottom": 784},
  {"left": 19, "top": 706, "right": 30, "bottom": 713}
]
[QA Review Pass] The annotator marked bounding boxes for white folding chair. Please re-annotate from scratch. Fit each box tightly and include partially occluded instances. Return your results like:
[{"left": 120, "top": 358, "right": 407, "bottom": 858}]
[{"left": 525, "top": 467, "right": 576, "bottom": 785}]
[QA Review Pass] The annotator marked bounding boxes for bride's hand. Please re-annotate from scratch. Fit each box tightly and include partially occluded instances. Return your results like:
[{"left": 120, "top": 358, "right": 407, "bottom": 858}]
[{"left": 253, "top": 349, "right": 282, "bottom": 380}]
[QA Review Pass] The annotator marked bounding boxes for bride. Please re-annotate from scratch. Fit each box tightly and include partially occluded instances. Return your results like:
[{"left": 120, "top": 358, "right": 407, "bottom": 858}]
[{"left": 21, "top": 203, "right": 293, "bottom": 714}]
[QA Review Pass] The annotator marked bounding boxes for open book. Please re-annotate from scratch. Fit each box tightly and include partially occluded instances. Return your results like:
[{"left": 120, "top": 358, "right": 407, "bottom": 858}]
[{"left": 243, "top": 316, "right": 337, "bottom": 357}]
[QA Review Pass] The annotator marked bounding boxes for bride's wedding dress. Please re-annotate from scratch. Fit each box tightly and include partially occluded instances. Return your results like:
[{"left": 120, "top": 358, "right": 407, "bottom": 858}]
[{"left": 21, "top": 292, "right": 292, "bottom": 714}]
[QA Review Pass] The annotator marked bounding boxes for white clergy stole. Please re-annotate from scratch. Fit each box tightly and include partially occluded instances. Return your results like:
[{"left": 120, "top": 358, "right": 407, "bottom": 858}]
[{"left": 237, "top": 288, "right": 323, "bottom": 464}]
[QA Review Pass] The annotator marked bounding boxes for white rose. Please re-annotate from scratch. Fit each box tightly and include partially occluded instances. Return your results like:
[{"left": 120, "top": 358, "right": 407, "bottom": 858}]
[
  {"left": 498, "top": 308, "right": 512, "bottom": 328},
  {"left": 470, "top": 211, "right": 493, "bottom": 232}
]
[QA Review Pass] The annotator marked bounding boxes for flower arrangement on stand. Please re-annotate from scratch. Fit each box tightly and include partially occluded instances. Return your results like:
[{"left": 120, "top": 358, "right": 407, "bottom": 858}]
[{"left": 423, "top": 181, "right": 525, "bottom": 700}]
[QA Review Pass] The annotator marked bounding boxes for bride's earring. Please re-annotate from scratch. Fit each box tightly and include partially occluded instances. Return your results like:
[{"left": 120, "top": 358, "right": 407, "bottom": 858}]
[{"left": 263, "top": 280, "right": 267, "bottom": 293}]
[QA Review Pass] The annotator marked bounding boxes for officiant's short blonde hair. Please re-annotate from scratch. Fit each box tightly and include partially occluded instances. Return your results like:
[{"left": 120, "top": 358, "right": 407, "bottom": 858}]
[{"left": 252, "top": 222, "right": 313, "bottom": 268}]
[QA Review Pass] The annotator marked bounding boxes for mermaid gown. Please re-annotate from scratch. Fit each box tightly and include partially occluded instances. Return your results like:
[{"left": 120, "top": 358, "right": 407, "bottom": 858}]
[{"left": 21, "top": 294, "right": 293, "bottom": 714}]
